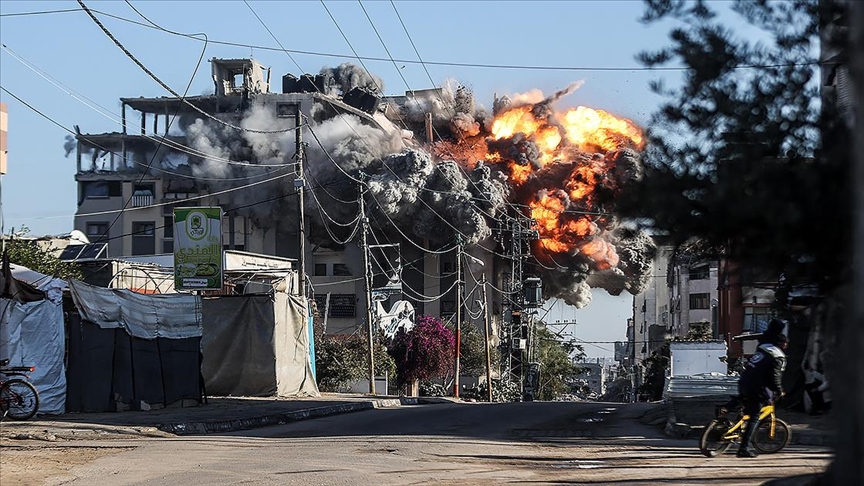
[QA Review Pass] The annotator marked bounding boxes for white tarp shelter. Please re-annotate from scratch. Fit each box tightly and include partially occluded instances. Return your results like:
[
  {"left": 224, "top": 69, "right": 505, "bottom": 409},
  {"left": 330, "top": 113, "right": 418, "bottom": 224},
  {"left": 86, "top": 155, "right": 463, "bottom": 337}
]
[{"left": 0, "top": 263, "right": 67, "bottom": 414}]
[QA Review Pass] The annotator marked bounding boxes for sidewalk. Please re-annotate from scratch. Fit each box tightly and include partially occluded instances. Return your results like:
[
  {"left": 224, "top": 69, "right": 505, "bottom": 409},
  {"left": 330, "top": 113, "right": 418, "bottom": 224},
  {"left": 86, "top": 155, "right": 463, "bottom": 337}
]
[{"left": 0, "top": 393, "right": 457, "bottom": 442}]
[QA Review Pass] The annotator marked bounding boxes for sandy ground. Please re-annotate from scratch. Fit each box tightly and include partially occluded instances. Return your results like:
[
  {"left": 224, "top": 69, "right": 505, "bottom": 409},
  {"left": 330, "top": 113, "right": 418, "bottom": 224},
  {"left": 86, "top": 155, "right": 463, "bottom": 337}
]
[{"left": 0, "top": 439, "right": 134, "bottom": 486}]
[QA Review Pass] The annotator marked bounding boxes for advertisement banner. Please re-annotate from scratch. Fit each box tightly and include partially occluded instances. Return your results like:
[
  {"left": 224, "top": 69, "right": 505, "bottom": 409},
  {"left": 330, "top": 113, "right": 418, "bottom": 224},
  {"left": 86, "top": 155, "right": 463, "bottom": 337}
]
[{"left": 173, "top": 207, "right": 223, "bottom": 291}]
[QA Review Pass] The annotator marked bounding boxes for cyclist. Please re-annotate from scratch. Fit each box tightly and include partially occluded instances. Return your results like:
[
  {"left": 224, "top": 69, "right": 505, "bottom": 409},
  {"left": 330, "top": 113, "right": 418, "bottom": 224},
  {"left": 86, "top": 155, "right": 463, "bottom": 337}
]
[
  {"left": 716, "top": 318, "right": 787, "bottom": 416},
  {"left": 736, "top": 332, "right": 788, "bottom": 458}
]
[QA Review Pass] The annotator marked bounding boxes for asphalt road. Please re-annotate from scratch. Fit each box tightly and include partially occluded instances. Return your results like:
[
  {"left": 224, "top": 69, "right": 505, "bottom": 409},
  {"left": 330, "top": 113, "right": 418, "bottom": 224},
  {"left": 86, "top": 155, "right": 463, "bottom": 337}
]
[{"left": 3, "top": 401, "right": 831, "bottom": 485}]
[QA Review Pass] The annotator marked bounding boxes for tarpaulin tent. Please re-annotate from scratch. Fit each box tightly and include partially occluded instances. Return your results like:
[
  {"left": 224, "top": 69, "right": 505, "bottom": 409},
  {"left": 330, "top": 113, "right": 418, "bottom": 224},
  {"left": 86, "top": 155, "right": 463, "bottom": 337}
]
[
  {"left": 0, "top": 257, "right": 68, "bottom": 415},
  {"left": 201, "top": 292, "right": 319, "bottom": 397},
  {"left": 66, "top": 280, "right": 203, "bottom": 412}
]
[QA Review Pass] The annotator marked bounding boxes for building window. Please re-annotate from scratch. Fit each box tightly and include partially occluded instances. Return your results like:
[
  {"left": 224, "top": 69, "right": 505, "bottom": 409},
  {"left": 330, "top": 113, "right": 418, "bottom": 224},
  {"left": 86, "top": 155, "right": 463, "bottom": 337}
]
[
  {"left": 86, "top": 222, "right": 109, "bottom": 241},
  {"left": 441, "top": 300, "right": 456, "bottom": 317},
  {"left": 312, "top": 294, "right": 356, "bottom": 318},
  {"left": 689, "top": 293, "right": 710, "bottom": 310},
  {"left": 332, "top": 263, "right": 351, "bottom": 276},
  {"left": 314, "top": 264, "right": 327, "bottom": 276},
  {"left": 441, "top": 261, "right": 456, "bottom": 274},
  {"left": 131, "top": 221, "right": 155, "bottom": 255},
  {"left": 744, "top": 307, "right": 772, "bottom": 332},
  {"left": 79, "top": 181, "right": 122, "bottom": 204},
  {"left": 276, "top": 102, "right": 299, "bottom": 119},
  {"left": 689, "top": 265, "right": 710, "bottom": 280},
  {"left": 163, "top": 216, "right": 174, "bottom": 239},
  {"left": 162, "top": 239, "right": 174, "bottom": 254}
]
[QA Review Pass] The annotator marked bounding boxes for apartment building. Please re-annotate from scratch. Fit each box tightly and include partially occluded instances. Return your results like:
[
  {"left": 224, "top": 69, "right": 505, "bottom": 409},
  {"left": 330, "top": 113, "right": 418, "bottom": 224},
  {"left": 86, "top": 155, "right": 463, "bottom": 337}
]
[
  {"left": 71, "top": 58, "right": 503, "bottom": 336},
  {"left": 631, "top": 238, "right": 722, "bottom": 363}
]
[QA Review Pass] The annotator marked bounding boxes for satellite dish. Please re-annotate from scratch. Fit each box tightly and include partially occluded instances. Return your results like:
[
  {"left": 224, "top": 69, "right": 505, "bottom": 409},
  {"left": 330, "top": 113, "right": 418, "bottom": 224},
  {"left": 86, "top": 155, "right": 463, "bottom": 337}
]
[{"left": 69, "top": 230, "right": 90, "bottom": 244}]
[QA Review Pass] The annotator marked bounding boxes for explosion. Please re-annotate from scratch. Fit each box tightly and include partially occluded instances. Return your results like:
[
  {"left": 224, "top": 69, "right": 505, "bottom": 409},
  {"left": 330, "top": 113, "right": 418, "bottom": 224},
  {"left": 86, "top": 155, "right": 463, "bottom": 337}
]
[
  {"left": 427, "top": 85, "right": 648, "bottom": 306},
  {"left": 158, "top": 63, "right": 655, "bottom": 308}
]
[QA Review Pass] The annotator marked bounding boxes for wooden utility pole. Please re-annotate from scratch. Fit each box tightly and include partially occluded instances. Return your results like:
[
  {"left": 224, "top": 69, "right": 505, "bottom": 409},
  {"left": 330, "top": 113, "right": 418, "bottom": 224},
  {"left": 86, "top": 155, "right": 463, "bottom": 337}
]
[
  {"left": 481, "top": 275, "right": 493, "bottom": 403},
  {"left": 295, "top": 108, "right": 306, "bottom": 298},
  {"left": 359, "top": 182, "right": 376, "bottom": 395},
  {"left": 453, "top": 242, "right": 463, "bottom": 397}
]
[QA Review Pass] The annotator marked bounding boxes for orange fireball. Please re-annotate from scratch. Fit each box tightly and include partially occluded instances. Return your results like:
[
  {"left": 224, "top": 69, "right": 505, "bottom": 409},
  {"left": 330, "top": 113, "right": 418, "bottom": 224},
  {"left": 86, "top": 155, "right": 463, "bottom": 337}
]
[
  {"left": 431, "top": 87, "right": 643, "bottom": 270},
  {"left": 562, "top": 106, "right": 644, "bottom": 152}
]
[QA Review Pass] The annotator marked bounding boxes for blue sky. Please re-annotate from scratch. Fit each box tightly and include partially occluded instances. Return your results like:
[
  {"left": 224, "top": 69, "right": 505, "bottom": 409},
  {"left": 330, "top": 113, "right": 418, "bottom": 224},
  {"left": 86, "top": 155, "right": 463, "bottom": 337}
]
[{"left": 0, "top": 0, "right": 738, "bottom": 357}]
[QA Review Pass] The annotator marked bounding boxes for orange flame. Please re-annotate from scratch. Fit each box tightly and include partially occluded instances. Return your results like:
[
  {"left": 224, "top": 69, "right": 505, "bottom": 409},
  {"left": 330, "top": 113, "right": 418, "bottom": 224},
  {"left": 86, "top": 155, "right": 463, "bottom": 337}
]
[
  {"left": 562, "top": 106, "right": 644, "bottom": 152},
  {"left": 434, "top": 91, "right": 643, "bottom": 269},
  {"left": 530, "top": 192, "right": 599, "bottom": 254}
]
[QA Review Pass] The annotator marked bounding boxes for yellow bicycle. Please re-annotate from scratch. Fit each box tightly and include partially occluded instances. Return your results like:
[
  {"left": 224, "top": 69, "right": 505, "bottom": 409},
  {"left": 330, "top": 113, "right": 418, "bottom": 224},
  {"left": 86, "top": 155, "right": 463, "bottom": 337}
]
[{"left": 699, "top": 401, "right": 791, "bottom": 457}]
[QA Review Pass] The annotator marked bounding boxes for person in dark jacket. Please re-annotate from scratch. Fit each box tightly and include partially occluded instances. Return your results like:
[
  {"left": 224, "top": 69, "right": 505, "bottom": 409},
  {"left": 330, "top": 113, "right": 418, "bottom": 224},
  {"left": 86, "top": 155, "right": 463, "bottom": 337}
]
[
  {"left": 736, "top": 333, "right": 788, "bottom": 458},
  {"left": 758, "top": 318, "right": 786, "bottom": 345}
]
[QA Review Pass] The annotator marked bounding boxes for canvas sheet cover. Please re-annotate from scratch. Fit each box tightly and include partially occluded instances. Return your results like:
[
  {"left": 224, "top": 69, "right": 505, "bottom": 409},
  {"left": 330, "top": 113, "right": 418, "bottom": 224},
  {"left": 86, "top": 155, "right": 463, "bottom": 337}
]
[
  {"left": 65, "top": 315, "right": 202, "bottom": 413},
  {"left": 201, "top": 293, "right": 318, "bottom": 397},
  {"left": 0, "top": 298, "right": 66, "bottom": 414},
  {"left": 69, "top": 280, "right": 202, "bottom": 339}
]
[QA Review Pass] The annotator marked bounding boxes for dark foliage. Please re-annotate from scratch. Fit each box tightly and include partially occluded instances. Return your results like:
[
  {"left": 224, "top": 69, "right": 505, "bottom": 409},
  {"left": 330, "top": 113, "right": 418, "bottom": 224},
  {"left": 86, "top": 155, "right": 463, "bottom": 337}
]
[
  {"left": 620, "top": 0, "right": 852, "bottom": 293},
  {"left": 314, "top": 330, "right": 395, "bottom": 392},
  {"left": 387, "top": 315, "right": 454, "bottom": 388}
]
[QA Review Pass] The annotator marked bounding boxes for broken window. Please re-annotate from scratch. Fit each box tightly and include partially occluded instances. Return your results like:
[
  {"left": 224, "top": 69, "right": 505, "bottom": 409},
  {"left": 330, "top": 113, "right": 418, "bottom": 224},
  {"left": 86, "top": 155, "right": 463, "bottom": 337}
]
[{"left": 79, "top": 181, "right": 122, "bottom": 204}]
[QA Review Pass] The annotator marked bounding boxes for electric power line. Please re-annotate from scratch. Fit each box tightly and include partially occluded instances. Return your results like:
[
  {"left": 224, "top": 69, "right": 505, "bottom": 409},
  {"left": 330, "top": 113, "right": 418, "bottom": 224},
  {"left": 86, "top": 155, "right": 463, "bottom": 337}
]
[
  {"left": 3, "top": 5, "right": 827, "bottom": 73},
  {"left": 76, "top": 0, "right": 299, "bottom": 135},
  {"left": 1, "top": 44, "right": 300, "bottom": 173}
]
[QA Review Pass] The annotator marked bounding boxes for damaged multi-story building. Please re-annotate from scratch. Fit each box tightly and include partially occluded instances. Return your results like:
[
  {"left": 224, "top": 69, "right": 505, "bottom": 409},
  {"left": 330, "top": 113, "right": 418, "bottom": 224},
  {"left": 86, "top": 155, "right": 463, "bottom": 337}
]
[
  {"left": 71, "top": 58, "right": 504, "bottom": 336},
  {"left": 70, "top": 58, "right": 656, "bottom": 391}
]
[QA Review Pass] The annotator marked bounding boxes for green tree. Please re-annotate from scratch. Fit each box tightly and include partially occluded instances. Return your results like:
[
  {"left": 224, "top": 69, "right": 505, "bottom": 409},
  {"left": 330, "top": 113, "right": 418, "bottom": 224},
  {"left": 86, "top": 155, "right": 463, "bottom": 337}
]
[
  {"left": 621, "top": 0, "right": 851, "bottom": 289},
  {"left": 624, "top": 2, "right": 856, "bottom": 480},
  {"left": 5, "top": 228, "right": 82, "bottom": 281},
  {"left": 450, "top": 320, "right": 497, "bottom": 377},
  {"left": 314, "top": 328, "right": 395, "bottom": 392},
  {"left": 534, "top": 323, "right": 586, "bottom": 401}
]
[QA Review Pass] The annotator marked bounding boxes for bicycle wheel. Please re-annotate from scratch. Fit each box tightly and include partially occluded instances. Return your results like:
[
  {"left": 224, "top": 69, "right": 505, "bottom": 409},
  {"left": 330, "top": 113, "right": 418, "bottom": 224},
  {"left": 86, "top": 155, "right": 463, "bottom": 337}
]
[
  {"left": 0, "top": 379, "right": 40, "bottom": 420},
  {"left": 753, "top": 418, "right": 791, "bottom": 453},
  {"left": 700, "top": 419, "right": 734, "bottom": 457}
]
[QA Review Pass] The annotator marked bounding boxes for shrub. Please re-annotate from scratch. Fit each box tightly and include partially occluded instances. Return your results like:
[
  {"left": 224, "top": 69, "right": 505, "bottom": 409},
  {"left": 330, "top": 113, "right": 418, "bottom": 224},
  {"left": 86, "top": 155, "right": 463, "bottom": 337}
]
[
  {"left": 419, "top": 381, "right": 448, "bottom": 397},
  {"left": 388, "top": 315, "right": 454, "bottom": 388},
  {"left": 461, "top": 378, "right": 521, "bottom": 402},
  {"left": 314, "top": 332, "right": 394, "bottom": 392}
]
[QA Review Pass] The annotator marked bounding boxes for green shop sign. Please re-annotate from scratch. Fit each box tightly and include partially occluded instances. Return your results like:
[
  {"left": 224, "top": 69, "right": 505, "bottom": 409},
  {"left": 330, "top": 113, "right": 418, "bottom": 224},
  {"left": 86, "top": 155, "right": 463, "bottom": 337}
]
[{"left": 173, "top": 207, "right": 223, "bottom": 290}]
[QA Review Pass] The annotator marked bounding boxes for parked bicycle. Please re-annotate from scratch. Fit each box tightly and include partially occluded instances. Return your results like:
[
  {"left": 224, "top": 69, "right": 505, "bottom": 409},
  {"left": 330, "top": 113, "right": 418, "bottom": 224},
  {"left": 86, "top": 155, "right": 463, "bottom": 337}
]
[
  {"left": 699, "top": 397, "right": 791, "bottom": 457},
  {"left": 0, "top": 358, "right": 40, "bottom": 420}
]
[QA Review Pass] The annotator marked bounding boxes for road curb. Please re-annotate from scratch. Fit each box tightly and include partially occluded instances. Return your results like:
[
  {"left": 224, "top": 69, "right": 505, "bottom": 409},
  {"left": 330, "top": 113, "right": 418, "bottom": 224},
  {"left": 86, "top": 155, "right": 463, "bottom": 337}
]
[{"left": 160, "top": 398, "right": 405, "bottom": 435}]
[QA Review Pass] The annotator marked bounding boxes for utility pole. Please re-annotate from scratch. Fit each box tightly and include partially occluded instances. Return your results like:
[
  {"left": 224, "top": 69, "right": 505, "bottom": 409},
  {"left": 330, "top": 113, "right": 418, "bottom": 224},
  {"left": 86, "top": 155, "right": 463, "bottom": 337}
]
[
  {"left": 359, "top": 181, "right": 376, "bottom": 395},
  {"left": 481, "top": 275, "right": 493, "bottom": 403},
  {"left": 453, "top": 240, "right": 463, "bottom": 398},
  {"left": 294, "top": 108, "right": 306, "bottom": 298}
]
